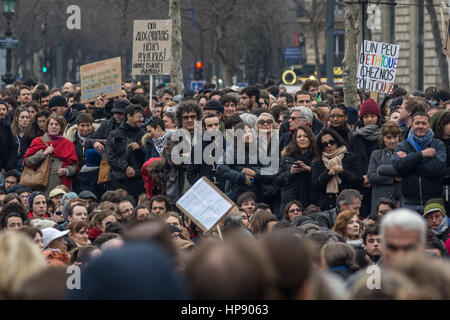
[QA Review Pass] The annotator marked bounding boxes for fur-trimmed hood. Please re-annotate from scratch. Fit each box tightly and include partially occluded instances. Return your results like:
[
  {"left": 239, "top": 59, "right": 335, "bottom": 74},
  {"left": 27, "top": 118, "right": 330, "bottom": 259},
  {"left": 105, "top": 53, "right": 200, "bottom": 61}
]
[{"left": 64, "top": 123, "right": 101, "bottom": 143}]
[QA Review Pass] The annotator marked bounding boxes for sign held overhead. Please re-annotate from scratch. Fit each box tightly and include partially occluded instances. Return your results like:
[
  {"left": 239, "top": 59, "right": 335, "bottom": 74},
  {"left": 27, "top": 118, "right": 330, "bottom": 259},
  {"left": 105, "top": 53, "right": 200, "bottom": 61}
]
[
  {"left": 357, "top": 40, "right": 400, "bottom": 94},
  {"left": 80, "top": 57, "right": 122, "bottom": 103},
  {"left": 132, "top": 19, "right": 172, "bottom": 76}
]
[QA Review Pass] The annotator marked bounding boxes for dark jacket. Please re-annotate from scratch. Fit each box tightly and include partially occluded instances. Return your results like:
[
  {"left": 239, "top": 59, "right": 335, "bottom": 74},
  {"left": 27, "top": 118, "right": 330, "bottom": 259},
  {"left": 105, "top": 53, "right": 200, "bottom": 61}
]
[
  {"left": 78, "top": 166, "right": 105, "bottom": 201},
  {"left": 0, "top": 119, "right": 18, "bottom": 171},
  {"left": 367, "top": 149, "right": 401, "bottom": 213},
  {"left": 349, "top": 134, "right": 379, "bottom": 174},
  {"left": 187, "top": 137, "right": 226, "bottom": 191},
  {"left": 315, "top": 206, "right": 340, "bottom": 229},
  {"left": 311, "top": 152, "right": 364, "bottom": 210},
  {"left": 392, "top": 137, "right": 446, "bottom": 206},
  {"left": 312, "top": 116, "right": 324, "bottom": 135},
  {"left": 91, "top": 117, "right": 122, "bottom": 142},
  {"left": 330, "top": 125, "right": 353, "bottom": 145},
  {"left": 349, "top": 133, "right": 379, "bottom": 217},
  {"left": 217, "top": 144, "right": 277, "bottom": 204},
  {"left": 275, "top": 150, "right": 316, "bottom": 213},
  {"left": 106, "top": 122, "right": 146, "bottom": 181}
]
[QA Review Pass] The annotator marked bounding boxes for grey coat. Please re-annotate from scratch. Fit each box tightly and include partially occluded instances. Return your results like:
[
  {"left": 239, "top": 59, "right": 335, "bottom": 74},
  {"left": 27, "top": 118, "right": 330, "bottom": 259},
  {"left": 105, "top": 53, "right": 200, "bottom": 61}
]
[{"left": 367, "top": 149, "right": 401, "bottom": 213}]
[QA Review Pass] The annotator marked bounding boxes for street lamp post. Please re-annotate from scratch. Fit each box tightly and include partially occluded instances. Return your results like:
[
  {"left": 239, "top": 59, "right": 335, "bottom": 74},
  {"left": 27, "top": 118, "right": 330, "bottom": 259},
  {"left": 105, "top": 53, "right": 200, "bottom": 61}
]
[{"left": 1, "top": 0, "right": 15, "bottom": 85}]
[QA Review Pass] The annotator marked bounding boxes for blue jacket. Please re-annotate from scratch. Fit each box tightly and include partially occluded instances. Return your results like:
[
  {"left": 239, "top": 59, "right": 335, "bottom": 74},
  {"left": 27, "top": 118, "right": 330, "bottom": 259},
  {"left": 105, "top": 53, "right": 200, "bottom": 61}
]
[{"left": 392, "top": 137, "right": 446, "bottom": 206}]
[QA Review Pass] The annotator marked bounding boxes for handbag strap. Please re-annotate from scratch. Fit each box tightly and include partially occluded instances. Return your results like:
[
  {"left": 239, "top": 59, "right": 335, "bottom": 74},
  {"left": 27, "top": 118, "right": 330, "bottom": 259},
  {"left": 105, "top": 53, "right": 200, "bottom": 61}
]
[{"left": 40, "top": 136, "right": 49, "bottom": 148}]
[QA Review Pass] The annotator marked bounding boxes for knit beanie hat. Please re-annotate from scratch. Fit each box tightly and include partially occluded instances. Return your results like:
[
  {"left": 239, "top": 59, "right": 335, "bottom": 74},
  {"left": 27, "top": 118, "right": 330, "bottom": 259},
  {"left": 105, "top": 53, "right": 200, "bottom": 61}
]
[
  {"left": 359, "top": 98, "right": 381, "bottom": 120},
  {"left": 423, "top": 198, "right": 446, "bottom": 218},
  {"left": 85, "top": 148, "right": 101, "bottom": 167},
  {"left": 48, "top": 95, "right": 68, "bottom": 109},
  {"left": 28, "top": 191, "right": 48, "bottom": 208}
]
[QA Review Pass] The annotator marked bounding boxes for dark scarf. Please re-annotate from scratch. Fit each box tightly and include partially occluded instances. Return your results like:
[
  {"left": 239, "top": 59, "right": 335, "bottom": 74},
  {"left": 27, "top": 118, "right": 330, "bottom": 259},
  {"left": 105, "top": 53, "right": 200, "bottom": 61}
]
[{"left": 331, "top": 125, "right": 350, "bottom": 141}]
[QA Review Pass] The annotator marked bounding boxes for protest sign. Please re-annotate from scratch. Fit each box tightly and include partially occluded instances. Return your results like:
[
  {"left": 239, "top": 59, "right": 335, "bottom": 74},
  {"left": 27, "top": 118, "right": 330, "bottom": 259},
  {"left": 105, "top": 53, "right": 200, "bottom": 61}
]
[
  {"left": 80, "top": 57, "right": 121, "bottom": 103},
  {"left": 357, "top": 40, "right": 399, "bottom": 94},
  {"left": 132, "top": 20, "right": 172, "bottom": 75},
  {"left": 176, "top": 177, "right": 235, "bottom": 233}
]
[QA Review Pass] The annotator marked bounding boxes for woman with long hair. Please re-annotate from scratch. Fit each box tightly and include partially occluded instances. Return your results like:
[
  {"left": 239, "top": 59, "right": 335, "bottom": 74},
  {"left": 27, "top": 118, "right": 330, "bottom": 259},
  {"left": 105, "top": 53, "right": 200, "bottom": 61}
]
[
  {"left": 23, "top": 115, "right": 79, "bottom": 194},
  {"left": 275, "top": 126, "right": 317, "bottom": 216},
  {"left": 311, "top": 128, "right": 364, "bottom": 210},
  {"left": 10, "top": 107, "right": 31, "bottom": 171}
]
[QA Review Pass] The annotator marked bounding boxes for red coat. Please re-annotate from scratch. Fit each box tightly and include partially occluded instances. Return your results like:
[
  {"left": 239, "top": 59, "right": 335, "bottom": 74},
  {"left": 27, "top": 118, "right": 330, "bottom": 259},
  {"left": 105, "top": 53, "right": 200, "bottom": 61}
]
[
  {"left": 23, "top": 136, "right": 79, "bottom": 189},
  {"left": 141, "top": 157, "right": 164, "bottom": 200}
]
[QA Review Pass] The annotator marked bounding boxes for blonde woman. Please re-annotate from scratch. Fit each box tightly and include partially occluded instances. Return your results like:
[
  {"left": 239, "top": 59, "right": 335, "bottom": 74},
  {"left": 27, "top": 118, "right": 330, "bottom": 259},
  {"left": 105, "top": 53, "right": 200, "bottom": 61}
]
[{"left": 0, "top": 231, "right": 47, "bottom": 299}]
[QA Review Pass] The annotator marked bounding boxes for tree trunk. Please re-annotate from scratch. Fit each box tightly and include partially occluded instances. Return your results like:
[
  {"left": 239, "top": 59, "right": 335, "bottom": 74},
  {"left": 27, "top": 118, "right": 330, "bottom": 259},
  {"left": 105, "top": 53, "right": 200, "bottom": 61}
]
[
  {"left": 313, "top": 27, "right": 321, "bottom": 81},
  {"left": 342, "top": 2, "right": 360, "bottom": 107},
  {"left": 425, "top": 0, "right": 449, "bottom": 90},
  {"left": 120, "top": 0, "right": 129, "bottom": 80},
  {"left": 169, "top": 0, "right": 185, "bottom": 94}
]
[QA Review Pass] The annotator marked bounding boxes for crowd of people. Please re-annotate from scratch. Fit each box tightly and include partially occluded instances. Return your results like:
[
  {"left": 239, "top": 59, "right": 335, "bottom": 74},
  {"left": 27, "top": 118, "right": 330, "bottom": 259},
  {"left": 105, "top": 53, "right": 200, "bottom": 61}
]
[{"left": 1, "top": 78, "right": 450, "bottom": 299}]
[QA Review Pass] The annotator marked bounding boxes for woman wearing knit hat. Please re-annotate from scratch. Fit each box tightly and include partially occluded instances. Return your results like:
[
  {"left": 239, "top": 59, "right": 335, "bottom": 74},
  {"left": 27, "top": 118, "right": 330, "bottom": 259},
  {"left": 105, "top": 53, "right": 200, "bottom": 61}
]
[
  {"left": 424, "top": 198, "right": 450, "bottom": 243},
  {"left": 349, "top": 98, "right": 383, "bottom": 218}
]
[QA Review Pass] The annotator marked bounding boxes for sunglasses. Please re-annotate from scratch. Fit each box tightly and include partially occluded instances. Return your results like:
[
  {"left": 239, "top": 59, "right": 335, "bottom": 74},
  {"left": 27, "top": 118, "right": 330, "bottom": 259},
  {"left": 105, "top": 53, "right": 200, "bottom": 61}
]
[
  {"left": 258, "top": 119, "right": 273, "bottom": 125},
  {"left": 321, "top": 139, "right": 336, "bottom": 148},
  {"left": 289, "top": 208, "right": 303, "bottom": 213},
  {"left": 54, "top": 211, "right": 63, "bottom": 216},
  {"left": 151, "top": 169, "right": 162, "bottom": 174}
]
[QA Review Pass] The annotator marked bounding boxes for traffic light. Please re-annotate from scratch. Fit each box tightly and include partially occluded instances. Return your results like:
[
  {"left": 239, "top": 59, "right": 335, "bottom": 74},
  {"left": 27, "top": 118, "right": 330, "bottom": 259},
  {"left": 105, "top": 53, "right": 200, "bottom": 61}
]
[
  {"left": 194, "top": 61, "right": 204, "bottom": 80},
  {"left": 42, "top": 66, "right": 48, "bottom": 73}
]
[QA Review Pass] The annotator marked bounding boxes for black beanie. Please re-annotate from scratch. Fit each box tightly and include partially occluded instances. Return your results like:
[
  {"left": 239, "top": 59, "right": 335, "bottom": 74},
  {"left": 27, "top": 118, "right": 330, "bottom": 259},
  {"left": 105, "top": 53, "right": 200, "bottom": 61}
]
[{"left": 48, "top": 96, "right": 68, "bottom": 109}]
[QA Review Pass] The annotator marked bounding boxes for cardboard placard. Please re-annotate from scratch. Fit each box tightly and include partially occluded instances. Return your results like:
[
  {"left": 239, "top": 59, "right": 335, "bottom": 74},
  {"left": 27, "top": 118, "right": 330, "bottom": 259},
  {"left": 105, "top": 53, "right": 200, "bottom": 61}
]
[
  {"left": 176, "top": 177, "right": 235, "bottom": 233},
  {"left": 80, "top": 57, "right": 122, "bottom": 103},
  {"left": 357, "top": 40, "right": 400, "bottom": 94},
  {"left": 132, "top": 20, "right": 172, "bottom": 75}
]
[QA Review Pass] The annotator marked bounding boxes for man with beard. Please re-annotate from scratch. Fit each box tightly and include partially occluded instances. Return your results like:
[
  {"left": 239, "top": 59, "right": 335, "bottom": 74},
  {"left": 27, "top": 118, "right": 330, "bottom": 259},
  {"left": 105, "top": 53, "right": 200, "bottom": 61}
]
[{"left": 187, "top": 114, "right": 225, "bottom": 191}]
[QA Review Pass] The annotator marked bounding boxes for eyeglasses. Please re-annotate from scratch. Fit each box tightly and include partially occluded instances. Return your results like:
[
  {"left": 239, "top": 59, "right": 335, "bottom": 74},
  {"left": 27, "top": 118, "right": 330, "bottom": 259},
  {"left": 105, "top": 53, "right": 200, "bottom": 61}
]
[
  {"left": 289, "top": 208, "right": 303, "bottom": 213},
  {"left": 290, "top": 116, "right": 303, "bottom": 121},
  {"left": 321, "top": 139, "right": 336, "bottom": 148},
  {"left": 258, "top": 119, "right": 273, "bottom": 125},
  {"left": 329, "top": 114, "right": 345, "bottom": 119},
  {"left": 182, "top": 115, "right": 197, "bottom": 120}
]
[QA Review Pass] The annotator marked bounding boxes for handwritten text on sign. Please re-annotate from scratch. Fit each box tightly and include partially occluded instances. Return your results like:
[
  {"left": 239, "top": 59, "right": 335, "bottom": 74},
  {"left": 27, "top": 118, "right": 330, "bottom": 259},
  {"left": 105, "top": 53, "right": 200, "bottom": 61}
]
[
  {"left": 80, "top": 57, "right": 122, "bottom": 103},
  {"left": 357, "top": 40, "right": 399, "bottom": 94},
  {"left": 132, "top": 20, "right": 172, "bottom": 75}
]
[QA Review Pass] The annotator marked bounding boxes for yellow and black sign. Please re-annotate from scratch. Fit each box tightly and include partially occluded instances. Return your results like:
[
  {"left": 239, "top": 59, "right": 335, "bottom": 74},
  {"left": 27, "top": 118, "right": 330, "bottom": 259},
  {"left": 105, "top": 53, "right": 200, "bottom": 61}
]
[{"left": 282, "top": 67, "right": 343, "bottom": 85}]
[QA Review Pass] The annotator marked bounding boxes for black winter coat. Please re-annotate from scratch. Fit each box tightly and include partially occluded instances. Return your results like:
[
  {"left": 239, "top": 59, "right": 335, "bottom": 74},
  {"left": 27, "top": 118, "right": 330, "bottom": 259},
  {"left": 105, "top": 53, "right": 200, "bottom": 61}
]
[
  {"left": 275, "top": 150, "right": 315, "bottom": 213},
  {"left": 0, "top": 119, "right": 18, "bottom": 171},
  {"left": 311, "top": 152, "right": 364, "bottom": 210},
  {"left": 91, "top": 117, "right": 122, "bottom": 142},
  {"left": 106, "top": 122, "right": 146, "bottom": 181},
  {"left": 217, "top": 144, "right": 277, "bottom": 204},
  {"left": 392, "top": 138, "right": 446, "bottom": 206},
  {"left": 349, "top": 134, "right": 379, "bottom": 218},
  {"left": 187, "top": 138, "right": 226, "bottom": 191}
]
